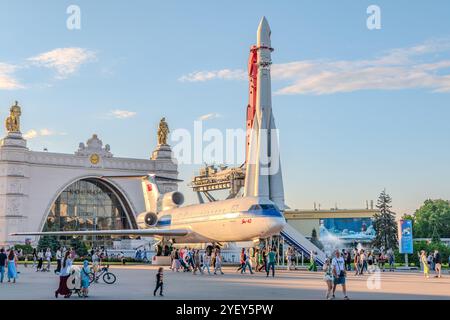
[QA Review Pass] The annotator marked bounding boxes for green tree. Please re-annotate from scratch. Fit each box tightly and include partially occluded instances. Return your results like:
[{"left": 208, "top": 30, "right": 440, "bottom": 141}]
[
  {"left": 413, "top": 199, "right": 450, "bottom": 238},
  {"left": 69, "top": 237, "right": 89, "bottom": 257},
  {"left": 311, "top": 228, "right": 324, "bottom": 250},
  {"left": 372, "top": 189, "right": 398, "bottom": 250},
  {"left": 431, "top": 225, "right": 441, "bottom": 243},
  {"left": 37, "top": 236, "right": 60, "bottom": 252},
  {"left": 401, "top": 213, "right": 414, "bottom": 222}
]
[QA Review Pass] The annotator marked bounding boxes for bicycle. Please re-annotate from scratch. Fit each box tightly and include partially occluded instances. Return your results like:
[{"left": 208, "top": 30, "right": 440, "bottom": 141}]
[{"left": 89, "top": 265, "right": 117, "bottom": 285}]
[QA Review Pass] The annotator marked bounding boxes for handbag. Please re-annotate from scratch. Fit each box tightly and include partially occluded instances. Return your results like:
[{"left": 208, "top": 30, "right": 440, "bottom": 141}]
[{"left": 336, "top": 259, "right": 345, "bottom": 277}]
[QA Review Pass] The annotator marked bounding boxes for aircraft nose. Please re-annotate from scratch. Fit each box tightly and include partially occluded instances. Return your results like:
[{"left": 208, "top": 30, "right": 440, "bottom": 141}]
[{"left": 268, "top": 217, "right": 286, "bottom": 234}]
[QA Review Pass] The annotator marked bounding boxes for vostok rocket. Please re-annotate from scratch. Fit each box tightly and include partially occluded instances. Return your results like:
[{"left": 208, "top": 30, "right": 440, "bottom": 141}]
[{"left": 244, "top": 17, "right": 286, "bottom": 211}]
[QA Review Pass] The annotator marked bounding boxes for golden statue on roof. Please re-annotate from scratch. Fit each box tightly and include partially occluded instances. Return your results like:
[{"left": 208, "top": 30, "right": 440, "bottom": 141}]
[
  {"left": 5, "top": 101, "right": 21, "bottom": 133},
  {"left": 157, "top": 117, "right": 169, "bottom": 145}
]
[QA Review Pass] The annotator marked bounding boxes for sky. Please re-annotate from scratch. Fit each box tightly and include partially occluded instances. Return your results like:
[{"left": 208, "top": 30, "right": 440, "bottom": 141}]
[{"left": 1, "top": 0, "right": 450, "bottom": 216}]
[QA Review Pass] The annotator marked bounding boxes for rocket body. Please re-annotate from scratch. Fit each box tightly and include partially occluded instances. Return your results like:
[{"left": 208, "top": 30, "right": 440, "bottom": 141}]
[{"left": 244, "top": 17, "right": 285, "bottom": 211}]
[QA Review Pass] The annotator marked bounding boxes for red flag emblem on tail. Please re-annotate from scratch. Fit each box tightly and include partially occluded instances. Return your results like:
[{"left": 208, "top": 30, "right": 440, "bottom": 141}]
[{"left": 147, "top": 184, "right": 152, "bottom": 192}]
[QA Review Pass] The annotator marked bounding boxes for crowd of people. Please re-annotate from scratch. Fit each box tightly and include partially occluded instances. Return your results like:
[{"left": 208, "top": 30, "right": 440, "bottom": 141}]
[
  {"left": 31, "top": 247, "right": 65, "bottom": 273},
  {"left": 168, "top": 246, "right": 279, "bottom": 277},
  {"left": 236, "top": 247, "right": 277, "bottom": 277},
  {"left": 305, "top": 247, "right": 396, "bottom": 276},
  {"left": 169, "top": 246, "right": 225, "bottom": 275},
  {"left": 0, "top": 247, "right": 18, "bottom": 283},
  {"left": 0, "top": 245, "right": 104, "bottom": 298},
  {"left": 419, "top": 249, "right": 443, "bottom": 278},
  {"left": 351, "top": 248, "right": 395, "bottom": 275},
  {"left": 321, "top": 247, "right": 449, "bottom": 299},
  {"left": 2, "top": 242, "right": 449, "bottom": 300},
  {"left": 319, "top": 247, "right": 396, "bottom": 300}
]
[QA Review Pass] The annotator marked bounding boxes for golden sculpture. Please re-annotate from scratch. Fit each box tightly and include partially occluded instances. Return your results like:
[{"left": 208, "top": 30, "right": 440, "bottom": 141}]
[
  {"left": 90, "top": 154, "right": 100, "bottom": 165},
  {"left": 157, "top": 117, "right": 170, "bottom": 145},
  {"left": 5, "top": 101, "right": 21, "bottom": 133}
]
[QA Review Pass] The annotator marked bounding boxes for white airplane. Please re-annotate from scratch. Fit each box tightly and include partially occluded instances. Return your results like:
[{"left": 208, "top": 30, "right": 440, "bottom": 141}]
[
  {"left": 11, "top": 17, "right": 287, "bottom": 245},
  {"left": 11, "top": 174, "right": 285, "bottom": 244}
]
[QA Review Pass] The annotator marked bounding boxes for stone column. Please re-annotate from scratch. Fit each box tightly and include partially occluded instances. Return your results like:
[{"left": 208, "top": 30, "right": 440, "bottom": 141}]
[
  {"left": 0, "top": 132, "right": 30, "bottom": 246},
  {"left": 151, "top": 144, "right": 179, "bottom": 194},
  {"left": 151, "top": 144, "right": 172, "bottom": 161}
]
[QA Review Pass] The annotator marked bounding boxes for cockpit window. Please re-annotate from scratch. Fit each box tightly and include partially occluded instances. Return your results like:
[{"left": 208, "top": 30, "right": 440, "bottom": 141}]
[
  {"left": 248, "top": 203, "right": 282, "bottom": 217},
  {"left": 249, "top": 204, "right": 262, "bottom": 210},
  {"left": 249, "top": 204, "right": 279, "bottom": 211}
]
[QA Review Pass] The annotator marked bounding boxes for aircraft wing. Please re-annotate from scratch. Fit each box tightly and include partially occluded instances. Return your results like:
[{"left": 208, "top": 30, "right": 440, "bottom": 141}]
[{"left": 10, "top": 228, "right": 190, "bottom": 237}]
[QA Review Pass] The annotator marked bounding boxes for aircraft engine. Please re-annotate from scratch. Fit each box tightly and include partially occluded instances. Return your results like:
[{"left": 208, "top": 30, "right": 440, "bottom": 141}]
[
  {"left": 161, "top": 191, "right": 184, "bottom": 211},
  {"left": 136, "top": 211, "right": 158, "bottom": 228}
]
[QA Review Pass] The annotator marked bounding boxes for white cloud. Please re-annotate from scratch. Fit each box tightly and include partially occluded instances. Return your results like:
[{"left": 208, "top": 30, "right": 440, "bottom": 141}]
[
  {"left": 179, "top": 69, "right": 246, "bottom": 82},
  {"left": 28, "top": 47, "right": 96, "bottom": 79},
  {"left": 23, "top": 129, "right": 38, "bottom": 139},
  {"left": 39, "top": 128, "right": 67, "bottom": 136},
  {"left": 0, "top": 63, "right": 23, "bottom": 90},
  {"left": 198, "top": 113, "right": 222, "bottom": 121},
  {"left": 109, "top": 110, "right": 137, "bottom": 119},
  {"left": 23, "top": 128, "right": 66, "bottom": 139},
  {"left": 179, "top": 39, "right": 450, "bottom": 95},
  {"left": 1, "top": 47, "right": 95, "bottom": 90},
  {"left": 273, "top": 46, "right": 450, "bottom": 95}
]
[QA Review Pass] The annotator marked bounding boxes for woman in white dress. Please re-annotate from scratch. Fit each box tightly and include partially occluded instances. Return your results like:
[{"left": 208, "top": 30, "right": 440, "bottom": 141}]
[
  {"left": 323, "top": 257, "right": 333, "bottom": 299},
  {"left": 44, "top": 248, "right": 52, "bottom": 272}
]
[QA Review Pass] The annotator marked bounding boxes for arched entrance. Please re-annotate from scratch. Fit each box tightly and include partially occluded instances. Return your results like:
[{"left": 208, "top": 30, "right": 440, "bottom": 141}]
[{"left": 42, "top": 178, "right": 137, "bottom": 248}]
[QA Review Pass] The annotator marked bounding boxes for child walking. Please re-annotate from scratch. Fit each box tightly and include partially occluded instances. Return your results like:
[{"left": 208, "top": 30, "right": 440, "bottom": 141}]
[
  {"left": 154, "top": 267, "right": 164, "bottom": 296},
  {"left": 80, "top": 260, "right": 91, "bottom": 298}
]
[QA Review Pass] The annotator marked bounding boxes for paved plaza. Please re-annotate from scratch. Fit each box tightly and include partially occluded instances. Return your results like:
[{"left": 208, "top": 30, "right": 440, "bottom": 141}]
[{"left": 0, "top": 265, "right": 449, "bottom": 300}]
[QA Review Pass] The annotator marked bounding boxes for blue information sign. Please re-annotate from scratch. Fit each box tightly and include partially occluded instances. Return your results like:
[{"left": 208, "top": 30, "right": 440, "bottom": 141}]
[{"left": 399, "top": 219, "right": 413, "bottom": 254}]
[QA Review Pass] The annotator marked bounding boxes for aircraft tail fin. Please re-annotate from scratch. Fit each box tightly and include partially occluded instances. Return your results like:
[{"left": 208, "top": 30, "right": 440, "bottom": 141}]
[{"left": 142, "top": 175, "right": 160, "bottom": 213}]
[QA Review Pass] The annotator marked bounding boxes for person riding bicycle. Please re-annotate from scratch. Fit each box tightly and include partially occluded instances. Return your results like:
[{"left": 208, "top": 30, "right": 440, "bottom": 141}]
[
  {"left": 89, "top": 263, "right": 116, "bottom": 284},
  {"left": 91, "top": 251, "right": 100, "bottom": 283}
]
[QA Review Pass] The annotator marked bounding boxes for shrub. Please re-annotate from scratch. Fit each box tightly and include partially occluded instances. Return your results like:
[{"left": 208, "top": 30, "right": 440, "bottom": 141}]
[
  {"left": 13, "top": 244, "right": 34, "bottom": 255},
  {"left": 394, "top": 240, "right": 450, "bottom": 266}
]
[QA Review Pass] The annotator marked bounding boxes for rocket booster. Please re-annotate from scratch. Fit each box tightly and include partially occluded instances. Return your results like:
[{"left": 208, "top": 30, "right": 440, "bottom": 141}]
[{"left": 244, "top": 17, "right": 285, "bottom": 211}]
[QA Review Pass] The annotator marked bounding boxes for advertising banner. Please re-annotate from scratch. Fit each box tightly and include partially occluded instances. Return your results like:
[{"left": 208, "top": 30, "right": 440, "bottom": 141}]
[{"left": 398, "top": 219, "right": 413, "bottom": 254}]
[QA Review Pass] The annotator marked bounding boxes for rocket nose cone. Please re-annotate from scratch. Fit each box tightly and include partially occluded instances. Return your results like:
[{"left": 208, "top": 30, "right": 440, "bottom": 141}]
[
  {"left": 259, "top": 16, "right": 270, "bottom": 29},
  {"left": 257, "top": 16, "right": 271, "bottom": 47}
]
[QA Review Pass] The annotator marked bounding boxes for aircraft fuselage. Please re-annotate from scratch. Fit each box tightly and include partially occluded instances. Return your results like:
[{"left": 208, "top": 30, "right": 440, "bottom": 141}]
[{"left": 154, "top": 196, "right": 286, "bottom": 243}]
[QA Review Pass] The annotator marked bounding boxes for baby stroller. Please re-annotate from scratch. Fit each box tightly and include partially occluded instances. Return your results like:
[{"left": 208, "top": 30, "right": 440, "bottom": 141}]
[{"left": 66, "top": 266, "right": 84, "bottom": 298}]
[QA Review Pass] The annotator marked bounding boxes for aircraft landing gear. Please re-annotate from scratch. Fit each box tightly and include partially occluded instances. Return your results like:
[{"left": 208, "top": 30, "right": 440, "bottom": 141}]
[
  {"left": 206, "top": 242, "right": 223, "bottom": 255},
  {"left": 154, "top": 238, "right": 173, "bottom": 256}
]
